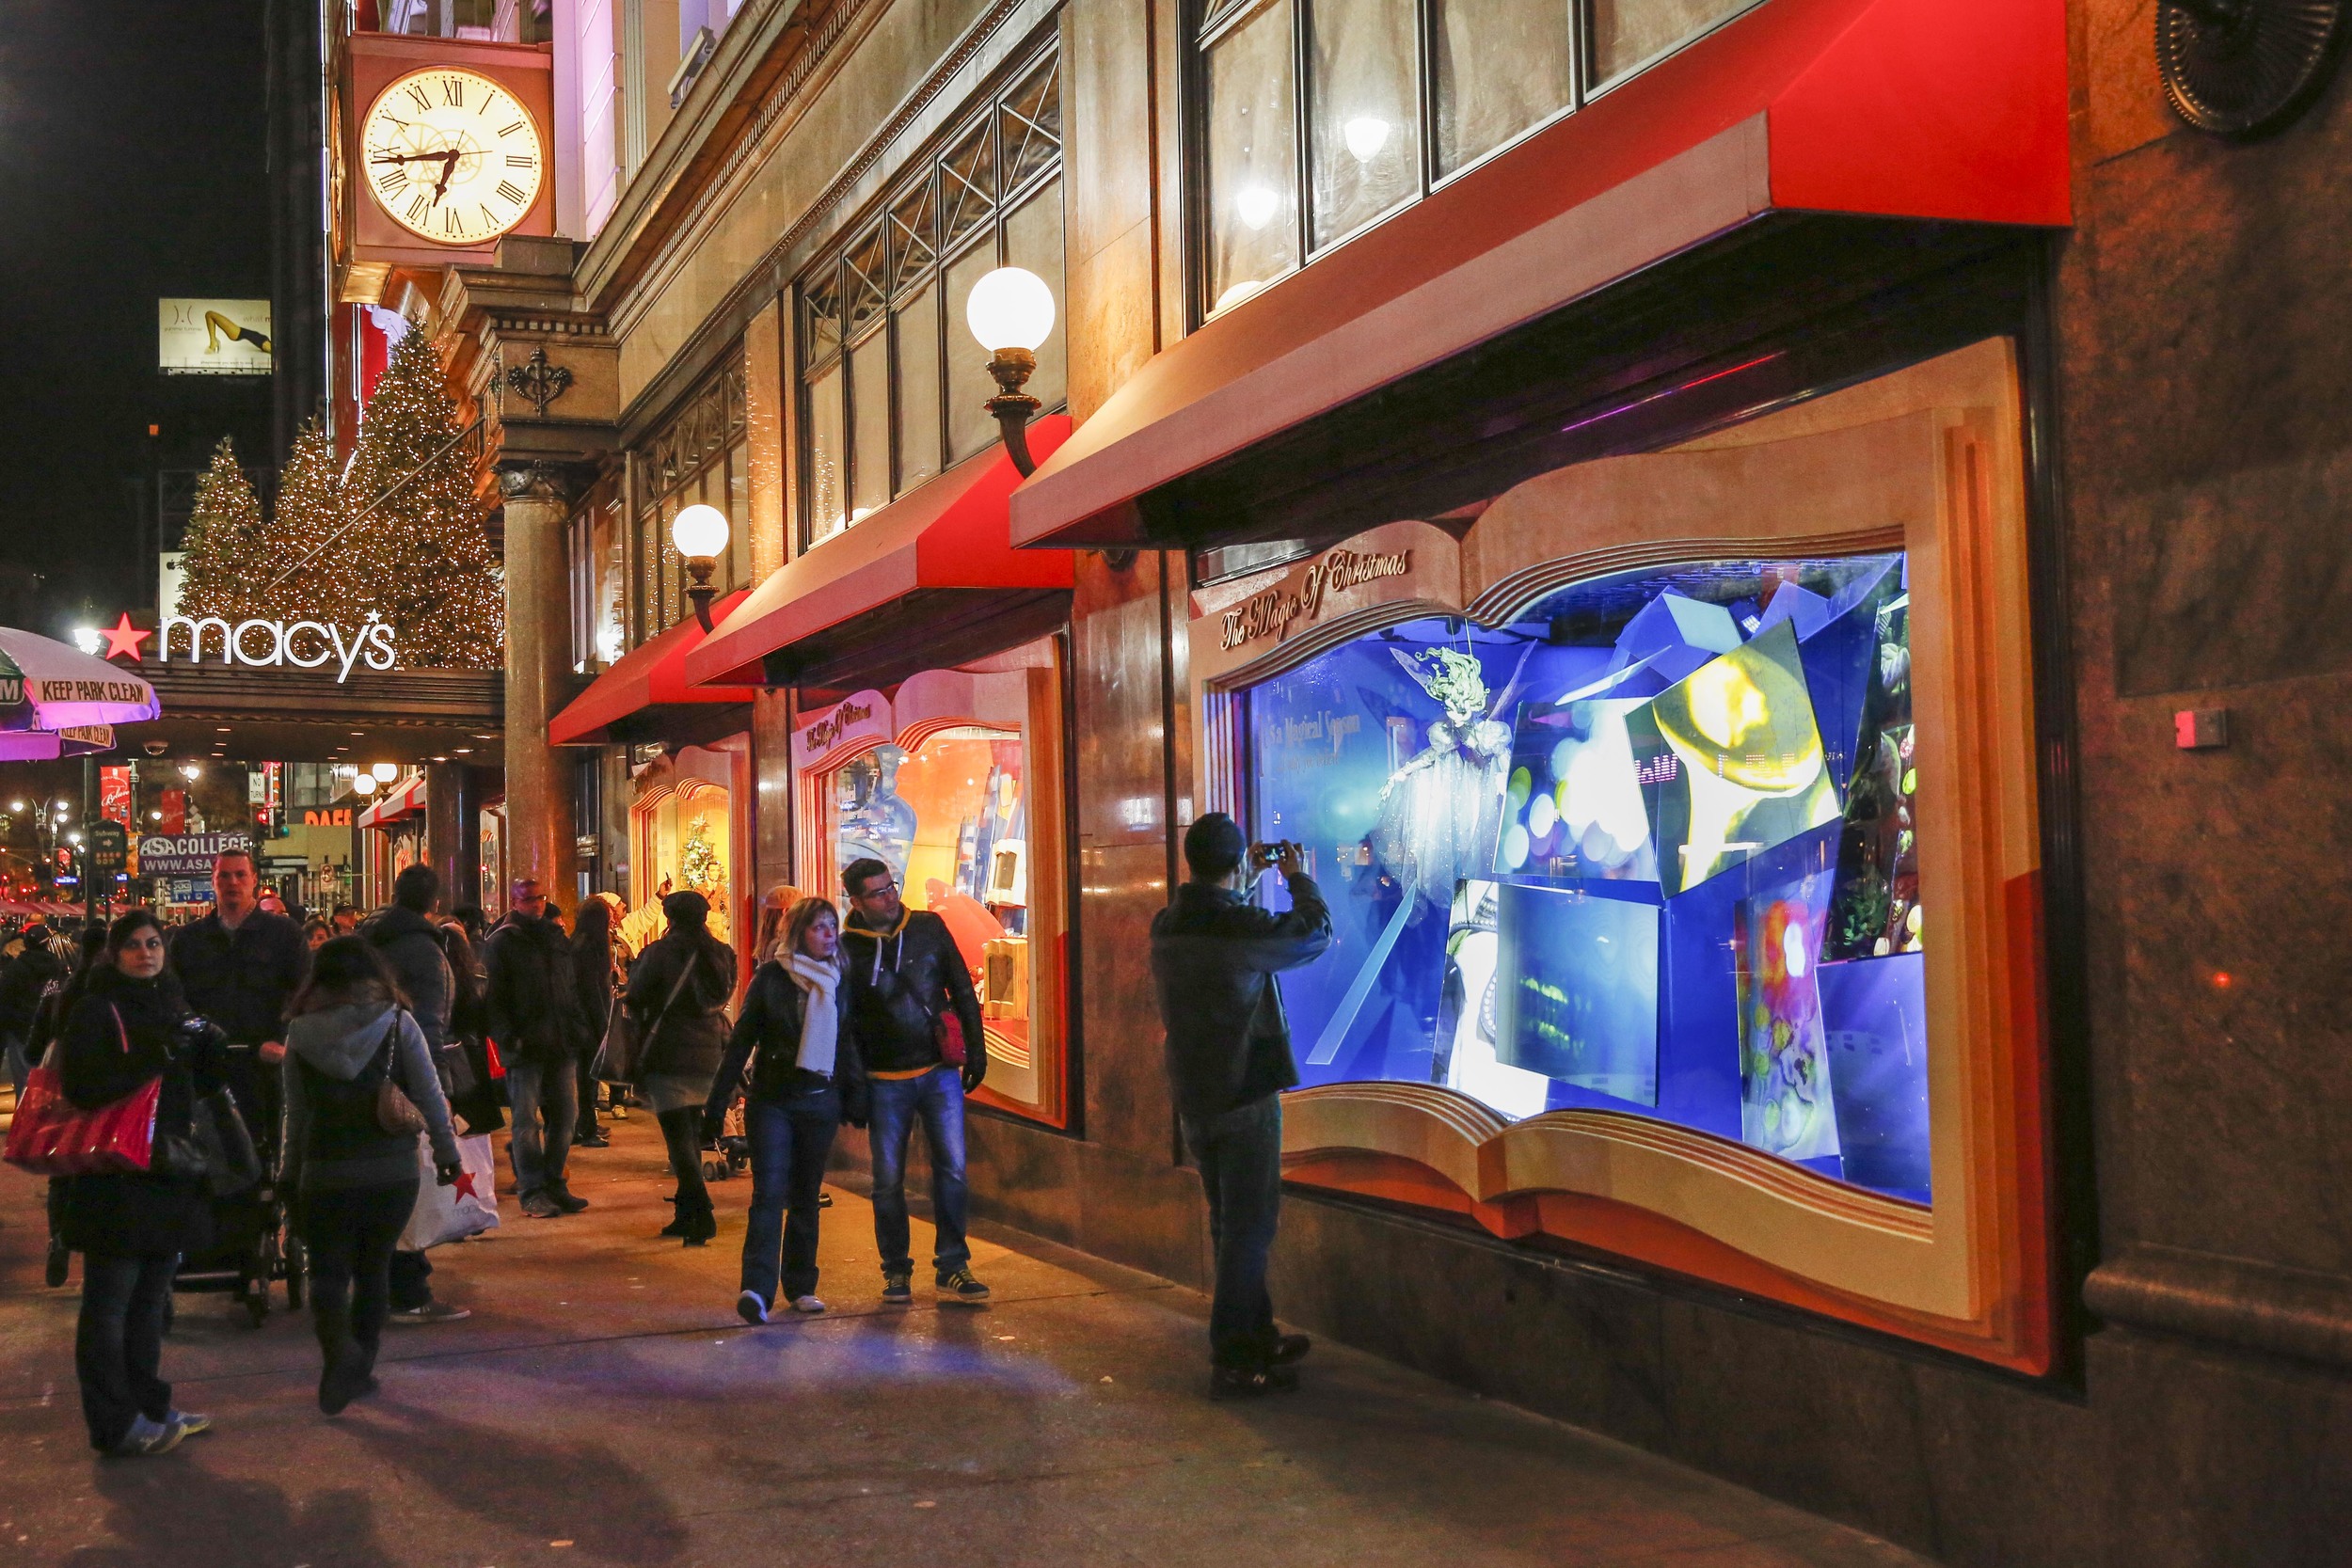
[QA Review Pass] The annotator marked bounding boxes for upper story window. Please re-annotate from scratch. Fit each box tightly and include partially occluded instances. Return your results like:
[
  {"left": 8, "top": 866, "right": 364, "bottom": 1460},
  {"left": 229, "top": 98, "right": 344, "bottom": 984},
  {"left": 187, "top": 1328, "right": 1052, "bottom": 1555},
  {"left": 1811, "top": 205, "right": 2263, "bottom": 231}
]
[
  {"left": 628, "top": 354, "right": 750, "bottom": 646},
  {"left": 1195, "top": 0, "right": 1760, "bottom": 315},
  {"left": 798, "top": 46, "right": 1065, "bottom": 547},
  {"left": 567, "top": 489, "right": 626, "bottom": 673},
  {"left": 361, "top": 0, "right": 552, "bottom": 42}
]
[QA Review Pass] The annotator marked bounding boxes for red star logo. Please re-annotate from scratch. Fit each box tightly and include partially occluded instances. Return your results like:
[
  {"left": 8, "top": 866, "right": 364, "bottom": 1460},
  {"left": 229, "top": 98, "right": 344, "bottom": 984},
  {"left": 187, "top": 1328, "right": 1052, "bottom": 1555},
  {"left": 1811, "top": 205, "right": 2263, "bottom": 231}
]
[
  {"left": 100, "top": 613, "right": 150, "bottom": 662},
  {"left": 454, "top": 1169, "right": 484, "bottom": 1203}
]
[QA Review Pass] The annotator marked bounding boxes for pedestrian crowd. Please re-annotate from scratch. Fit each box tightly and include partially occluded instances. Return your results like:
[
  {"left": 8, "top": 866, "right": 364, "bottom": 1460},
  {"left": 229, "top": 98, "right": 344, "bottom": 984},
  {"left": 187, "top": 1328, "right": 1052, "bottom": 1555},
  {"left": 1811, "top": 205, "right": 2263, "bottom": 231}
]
[{"left": 1, "top": 808, "right": 1328, "bottom": 1457}]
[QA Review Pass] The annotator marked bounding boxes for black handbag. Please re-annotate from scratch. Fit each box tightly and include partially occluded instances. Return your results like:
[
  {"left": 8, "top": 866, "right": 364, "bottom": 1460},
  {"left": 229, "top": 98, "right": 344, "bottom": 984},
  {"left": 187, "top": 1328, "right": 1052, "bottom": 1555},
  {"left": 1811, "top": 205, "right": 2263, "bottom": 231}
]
[{"left": 190, "top": 1087, "right": 262, "bottom": 1196}]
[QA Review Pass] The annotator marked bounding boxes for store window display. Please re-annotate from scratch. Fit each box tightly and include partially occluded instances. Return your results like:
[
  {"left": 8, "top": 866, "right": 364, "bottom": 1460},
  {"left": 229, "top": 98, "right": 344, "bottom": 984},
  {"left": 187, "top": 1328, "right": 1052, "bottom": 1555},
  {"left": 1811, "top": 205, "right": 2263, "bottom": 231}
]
[
  {"left": 794, "top": 648, "right": 1068, "bottom": 1123},
  {"left": 1244, "top": 553, "right": 1930, "bottom": 1200}
]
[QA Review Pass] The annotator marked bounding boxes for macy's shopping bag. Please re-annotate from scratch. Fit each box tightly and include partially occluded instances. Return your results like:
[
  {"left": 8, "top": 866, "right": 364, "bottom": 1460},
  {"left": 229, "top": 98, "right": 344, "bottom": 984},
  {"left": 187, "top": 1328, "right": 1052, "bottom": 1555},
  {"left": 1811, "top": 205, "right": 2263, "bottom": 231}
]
[{"left": 401, "top": 1132, "right": 501, "bottom": 1250}]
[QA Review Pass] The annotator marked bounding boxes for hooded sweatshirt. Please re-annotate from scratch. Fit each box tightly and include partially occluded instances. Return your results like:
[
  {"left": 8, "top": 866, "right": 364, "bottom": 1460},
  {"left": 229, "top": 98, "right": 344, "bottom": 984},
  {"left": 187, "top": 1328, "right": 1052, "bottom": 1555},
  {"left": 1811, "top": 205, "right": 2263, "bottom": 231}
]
[{"left": 280, "top": 996, "right": 461, "bottom": 1194}]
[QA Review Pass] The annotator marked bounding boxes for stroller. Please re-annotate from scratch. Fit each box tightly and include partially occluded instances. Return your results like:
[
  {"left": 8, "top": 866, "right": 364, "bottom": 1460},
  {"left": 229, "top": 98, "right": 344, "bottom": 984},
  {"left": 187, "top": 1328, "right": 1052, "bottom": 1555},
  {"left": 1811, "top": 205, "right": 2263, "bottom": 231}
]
[
  {"left": 701, "top": 1098, "right": 750, "bottom": 1183},
  {"left": 172, "top": 1042, "right": 304, "bottom": 1327}
]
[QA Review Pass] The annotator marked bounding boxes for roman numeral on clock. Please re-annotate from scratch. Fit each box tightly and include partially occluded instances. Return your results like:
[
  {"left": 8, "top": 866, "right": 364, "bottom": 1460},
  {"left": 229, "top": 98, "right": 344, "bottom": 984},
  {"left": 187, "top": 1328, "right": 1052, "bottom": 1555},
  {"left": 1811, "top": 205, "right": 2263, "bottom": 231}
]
[
  {"left": 500, "top": 121, "right": 526, "bottom": 138},
  {"left": 444, "top": 208, "right": 463, "bottom": 235},
  {"left": 496, "top": 181, "right": 527, "bottom": 205},
  {"left": 375, "top": 167, "right": 404, "bottom": 193},
  {"left": 405, "top": 83, "right": 433, "bottom": 112},
  {"left": 480, "top": 204, "right": 500, "bottom": 230},
  {"left": 506, "top": 152, "right": 535, "bottom": 168},
  {"left": 406, "top": 193, "right": 432, "bottom": 223},
  {"left": 442, "top": 77, "right": 465, "bottom": 107}
]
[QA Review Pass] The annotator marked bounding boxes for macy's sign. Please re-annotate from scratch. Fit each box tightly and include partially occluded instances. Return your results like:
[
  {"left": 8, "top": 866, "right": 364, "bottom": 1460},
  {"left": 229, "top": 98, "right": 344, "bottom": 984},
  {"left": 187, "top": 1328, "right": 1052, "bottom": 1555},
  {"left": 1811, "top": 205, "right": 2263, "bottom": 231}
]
[{"left": 161, "top": 613, "right": 397, "bottom": 682}]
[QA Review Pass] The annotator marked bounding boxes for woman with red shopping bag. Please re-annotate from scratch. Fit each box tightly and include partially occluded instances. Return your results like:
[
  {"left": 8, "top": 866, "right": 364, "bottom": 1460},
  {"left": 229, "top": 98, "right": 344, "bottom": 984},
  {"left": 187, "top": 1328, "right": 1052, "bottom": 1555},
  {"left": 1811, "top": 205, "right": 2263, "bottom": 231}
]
[{"left": 55, "top": 911, "right": 231, "bottom": 1457}]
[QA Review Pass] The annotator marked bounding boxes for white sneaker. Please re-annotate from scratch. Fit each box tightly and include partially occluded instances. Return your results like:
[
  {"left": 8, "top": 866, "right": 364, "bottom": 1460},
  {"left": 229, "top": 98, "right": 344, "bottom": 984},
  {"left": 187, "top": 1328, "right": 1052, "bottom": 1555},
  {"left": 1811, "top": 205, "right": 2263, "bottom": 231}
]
[
  {"left": 788, "top": 1294, "right": 827, "bottom": 1315},
  {"left": 736, "top": 1290, "right": 770, "bottom": 1325}
]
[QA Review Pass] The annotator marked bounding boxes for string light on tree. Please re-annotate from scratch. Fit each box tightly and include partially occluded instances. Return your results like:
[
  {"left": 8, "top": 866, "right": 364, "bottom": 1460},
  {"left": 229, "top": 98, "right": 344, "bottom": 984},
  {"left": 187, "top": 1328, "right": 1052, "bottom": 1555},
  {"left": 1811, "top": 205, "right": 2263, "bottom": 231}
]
[
  {"left": 337, "top": 331, "right": 503, "bottom": 668},
  {"left": 174, "top": 439, "right": 269, "bottom": 625}
]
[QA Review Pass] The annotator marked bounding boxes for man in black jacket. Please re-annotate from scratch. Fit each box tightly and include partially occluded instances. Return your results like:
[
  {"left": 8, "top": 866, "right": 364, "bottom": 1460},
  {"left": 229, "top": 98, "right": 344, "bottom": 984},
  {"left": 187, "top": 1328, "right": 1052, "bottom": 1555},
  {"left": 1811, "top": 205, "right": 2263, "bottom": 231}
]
[
  {"left": 168, "top": 847, "right": 310, "bottom": 1129},
  {"left": 840, "top": 857, "right": 989, "bottom": 1307},
  {"left": 483, "top": 879, "right": 588, "bottom": 1219},
  {"left": 1150, "top": 814, "right": 1332, "bottom": 1399}
]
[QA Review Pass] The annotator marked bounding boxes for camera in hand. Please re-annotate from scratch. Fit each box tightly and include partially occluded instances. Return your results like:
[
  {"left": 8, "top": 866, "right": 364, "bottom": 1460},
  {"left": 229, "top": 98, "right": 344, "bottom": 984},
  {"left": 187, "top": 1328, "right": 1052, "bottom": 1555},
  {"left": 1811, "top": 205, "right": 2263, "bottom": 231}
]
[{"left": 1249, "top": 841, "right": 1296, "bottom": 869}]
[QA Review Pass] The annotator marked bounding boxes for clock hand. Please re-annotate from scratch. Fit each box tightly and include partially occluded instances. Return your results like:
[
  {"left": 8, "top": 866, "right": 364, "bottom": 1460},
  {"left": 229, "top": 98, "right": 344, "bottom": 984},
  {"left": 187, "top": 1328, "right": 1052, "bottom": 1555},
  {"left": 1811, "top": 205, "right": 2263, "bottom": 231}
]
[{"left": 428, "top": 150, "right": 461, "bottom": 204}]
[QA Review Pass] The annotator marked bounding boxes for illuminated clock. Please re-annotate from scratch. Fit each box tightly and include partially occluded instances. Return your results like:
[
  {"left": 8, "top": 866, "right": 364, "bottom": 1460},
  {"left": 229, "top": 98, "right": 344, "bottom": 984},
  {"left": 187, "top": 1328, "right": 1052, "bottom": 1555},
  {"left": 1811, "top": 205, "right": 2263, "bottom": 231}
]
[{"left": 360, "top": 67, "right": 543, "bottom": 245}]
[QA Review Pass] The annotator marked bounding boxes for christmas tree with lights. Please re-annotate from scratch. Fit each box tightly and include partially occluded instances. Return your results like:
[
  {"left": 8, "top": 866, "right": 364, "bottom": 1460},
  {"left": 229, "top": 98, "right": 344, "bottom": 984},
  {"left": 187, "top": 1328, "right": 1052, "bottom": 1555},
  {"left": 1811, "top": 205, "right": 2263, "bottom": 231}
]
[
  {"left": 679, "top": 817, "right": 720, "bottom": 894},
  {"left": 172, "top": 439, "right": 268, "bottom": 626},
  {"left": 263, "top": 418, "right": 346, "bottom": 626},
  {"left": 341, "top": 331, "right": 504, "bottom": 668}
]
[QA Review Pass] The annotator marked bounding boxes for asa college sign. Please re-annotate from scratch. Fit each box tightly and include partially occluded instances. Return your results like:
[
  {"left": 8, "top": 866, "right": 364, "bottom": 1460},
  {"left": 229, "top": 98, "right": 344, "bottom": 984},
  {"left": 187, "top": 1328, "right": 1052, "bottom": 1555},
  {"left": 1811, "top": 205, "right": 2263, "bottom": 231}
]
[{"left": 161, "top": 612, "right": 397, "bottom": 683}]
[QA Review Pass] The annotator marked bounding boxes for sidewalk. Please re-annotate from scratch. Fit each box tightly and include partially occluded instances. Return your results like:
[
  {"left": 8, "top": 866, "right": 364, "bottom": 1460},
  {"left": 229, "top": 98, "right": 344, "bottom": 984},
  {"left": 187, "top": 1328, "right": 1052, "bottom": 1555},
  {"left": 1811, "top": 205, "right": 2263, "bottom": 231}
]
[{"left": 0, "top": 1114, "right": 1931, "bottom": 1567}]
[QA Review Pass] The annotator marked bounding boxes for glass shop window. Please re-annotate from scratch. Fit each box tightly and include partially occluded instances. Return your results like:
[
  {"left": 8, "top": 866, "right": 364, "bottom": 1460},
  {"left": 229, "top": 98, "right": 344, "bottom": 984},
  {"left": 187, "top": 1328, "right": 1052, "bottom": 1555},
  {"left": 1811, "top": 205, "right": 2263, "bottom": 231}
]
[
  {"left": 568, "top": 497, "right": 627, "bottom": 673},
  {"left": 832, "top": 726, "right": 1049, "bottom": 1109},
  {"left": 797, "top": 46, "right": 1066, "bottom": 549},
  {"left": 1193, "top": 0, "right": 1760, "bottom": 317},
  {"left": 627, "top": 351, "right": 749, "bottom": 646},
  {"left": 1242, "top": 554, "right": 1931, "bottom": 1202},
  {"left": 362, "top": 0, "right": 552, "bottom": 43}
]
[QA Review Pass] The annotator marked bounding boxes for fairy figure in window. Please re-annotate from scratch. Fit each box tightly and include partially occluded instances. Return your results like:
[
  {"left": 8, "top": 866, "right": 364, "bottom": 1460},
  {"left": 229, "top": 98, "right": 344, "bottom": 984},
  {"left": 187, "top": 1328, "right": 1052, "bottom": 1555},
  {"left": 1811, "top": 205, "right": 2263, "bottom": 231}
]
[{"left": 1368, "top": 643, "right": 1530, "bottom": 917}]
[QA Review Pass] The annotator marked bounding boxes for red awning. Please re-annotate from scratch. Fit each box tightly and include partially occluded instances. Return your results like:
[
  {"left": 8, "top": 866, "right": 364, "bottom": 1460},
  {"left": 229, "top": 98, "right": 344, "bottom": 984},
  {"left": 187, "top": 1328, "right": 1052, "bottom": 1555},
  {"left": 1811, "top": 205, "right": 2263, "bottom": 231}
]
[
  {"left": 357, "top": 773, "right": 426, "bottom": 828},
  {"left": 550, "top": 589, "right": 757, "bottom": 745},
  {"left": 1007, "top": 0, "right": 2067, "bottom": 547},
  {"left": 686, "top": 418, "right": 1073, "bottom": 689}
]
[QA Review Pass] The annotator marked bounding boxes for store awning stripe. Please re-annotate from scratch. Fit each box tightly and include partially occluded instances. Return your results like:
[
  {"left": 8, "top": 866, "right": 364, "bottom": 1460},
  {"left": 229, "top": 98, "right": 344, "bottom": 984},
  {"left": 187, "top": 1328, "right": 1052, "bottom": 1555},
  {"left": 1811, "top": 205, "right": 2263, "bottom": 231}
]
[
  {"left": 1005, "top": 0, "right": 2068, "bottom": 547},
  {"left": 549, "top": 588, "right": 757, "bottom": 745},
  {"left": 684, "top": 418, "right": 1074, "bottom": 690}
]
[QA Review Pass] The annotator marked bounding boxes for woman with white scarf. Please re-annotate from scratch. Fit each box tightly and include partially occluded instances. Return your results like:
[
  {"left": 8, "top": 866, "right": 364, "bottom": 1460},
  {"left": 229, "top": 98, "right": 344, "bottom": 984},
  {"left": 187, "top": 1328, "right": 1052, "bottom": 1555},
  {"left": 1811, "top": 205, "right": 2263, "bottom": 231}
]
[{"left": 704, "top": 897, "right": 868, "bottom": 1322}]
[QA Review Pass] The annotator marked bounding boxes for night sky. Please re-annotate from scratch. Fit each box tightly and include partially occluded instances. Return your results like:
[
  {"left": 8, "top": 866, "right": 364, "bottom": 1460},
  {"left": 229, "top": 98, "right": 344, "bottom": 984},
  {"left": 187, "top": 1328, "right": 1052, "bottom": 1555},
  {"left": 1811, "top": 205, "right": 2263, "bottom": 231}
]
[{"left": 0, "top": 1, "right": 274, "bottom": 637}]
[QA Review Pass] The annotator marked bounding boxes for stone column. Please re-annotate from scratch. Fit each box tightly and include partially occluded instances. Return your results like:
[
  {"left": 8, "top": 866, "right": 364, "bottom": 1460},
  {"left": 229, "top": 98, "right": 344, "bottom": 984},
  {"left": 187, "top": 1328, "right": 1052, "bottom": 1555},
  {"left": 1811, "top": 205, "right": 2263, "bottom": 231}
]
[
  {"left": 498, "top": 462, "right": 584, "bottom": 904},
  {"left": 423, "top": 762, "right": 481, "bottom": 913}
]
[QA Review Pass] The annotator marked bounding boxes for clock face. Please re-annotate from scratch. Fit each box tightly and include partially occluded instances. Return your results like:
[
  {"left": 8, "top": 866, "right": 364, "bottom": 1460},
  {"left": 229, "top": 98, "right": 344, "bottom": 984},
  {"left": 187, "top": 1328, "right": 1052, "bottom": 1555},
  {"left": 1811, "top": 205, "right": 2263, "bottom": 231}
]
[{"left": 361, "top": 68, "right": 543, "bottom": 246}]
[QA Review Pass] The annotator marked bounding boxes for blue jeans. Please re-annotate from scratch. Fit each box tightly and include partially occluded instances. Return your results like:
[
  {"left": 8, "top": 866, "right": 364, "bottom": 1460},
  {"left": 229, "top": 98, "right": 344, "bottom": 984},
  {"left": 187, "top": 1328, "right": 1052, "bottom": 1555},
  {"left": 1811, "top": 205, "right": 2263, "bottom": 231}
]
[
  {"left": 741, "top": 1085, "right": 841, "bottom": 1305},
  {"left": 76, "top": 1252, "right": 177, "bottom": 1450},
  {"left": 866, "top": 1067, "right": 970, "bottom": 1275},
  {"left": 1182, "top": 1094, "right": 1284, "bottom": 1370},
  {"left": 505, "top": 1054, "right": 577, "bottom": 1196}
]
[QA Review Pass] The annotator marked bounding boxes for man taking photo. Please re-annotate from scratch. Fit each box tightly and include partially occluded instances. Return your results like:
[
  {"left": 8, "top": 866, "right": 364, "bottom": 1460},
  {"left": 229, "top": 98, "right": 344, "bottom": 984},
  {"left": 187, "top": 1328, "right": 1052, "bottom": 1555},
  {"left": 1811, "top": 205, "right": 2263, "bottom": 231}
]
[
  {"left": 1150, "top": 815, "right": 1331, "bottom": 1400},
  {"left": 839, "top": 858, "right": 989, "bottom": 1307},
  {"left": 484, "top": 879, "right": 589, "bottom": 1220}
]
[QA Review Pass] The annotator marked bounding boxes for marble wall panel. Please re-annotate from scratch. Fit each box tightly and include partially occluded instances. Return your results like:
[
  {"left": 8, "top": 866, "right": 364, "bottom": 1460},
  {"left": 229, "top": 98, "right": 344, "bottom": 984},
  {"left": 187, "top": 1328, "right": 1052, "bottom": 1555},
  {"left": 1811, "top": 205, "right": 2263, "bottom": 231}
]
[
  {"left": 2090, "top": 1329, "right": 2352, "bottom": 1568},
  {"left": 2092, "top": 675, "right": 2352, "bottom": 1274},
  {"left": 2078, "top": 0, "right": 2173, "bottom": 166},
  {"left": 1067, "top": 219, "right": 1160, "bottom": 422},
  {"left": 2074, "top": 97, "right": 2352, "bottom": 694},
  {"left": 1063, "top": 0, "right": 1156, "bottom": 265},
  {"left": 1076, "top": 839, "right": 1174, "bottom": 1158},
  {"left": 1270, "top": 1197, "right": 1675, "bottom": 1449}
]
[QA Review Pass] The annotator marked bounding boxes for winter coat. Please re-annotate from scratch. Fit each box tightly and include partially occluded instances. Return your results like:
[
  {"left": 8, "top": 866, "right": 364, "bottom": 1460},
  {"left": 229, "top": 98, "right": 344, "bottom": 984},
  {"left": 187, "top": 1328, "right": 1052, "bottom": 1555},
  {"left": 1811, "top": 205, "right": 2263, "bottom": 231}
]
[
  {"left": 623, "top": 929, "right": 736, "bottom": 1085},
  {"left": 840, "top": 908, "right": 985, "bottom": 1078},
  {"left": 482, "top": 911, "right": 586, "bottom": 1066},
  {"left": 56, "top": 967, "right": 223, "bottom": 1258},
  {"left": 279, "top": 993, "right": 461, "bottom": 1195},
  {"left": 1148, "top": 874, "right": 1333, "bottom": 1124},
  {"left": 0, "top": 936, "right": 65, "bottom": 1037},
  {"left": 364, "top": 905, "right": 454, "bottom": 1052},
  {"left": 168, "top": 909, "right": 310, "bottom": 1045},
  {"left": 570, "top": 928, "right": 618, "bottom": 1050},
  {"left": 709, "top": 958, "right": 866, "bottom": 1120}
]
